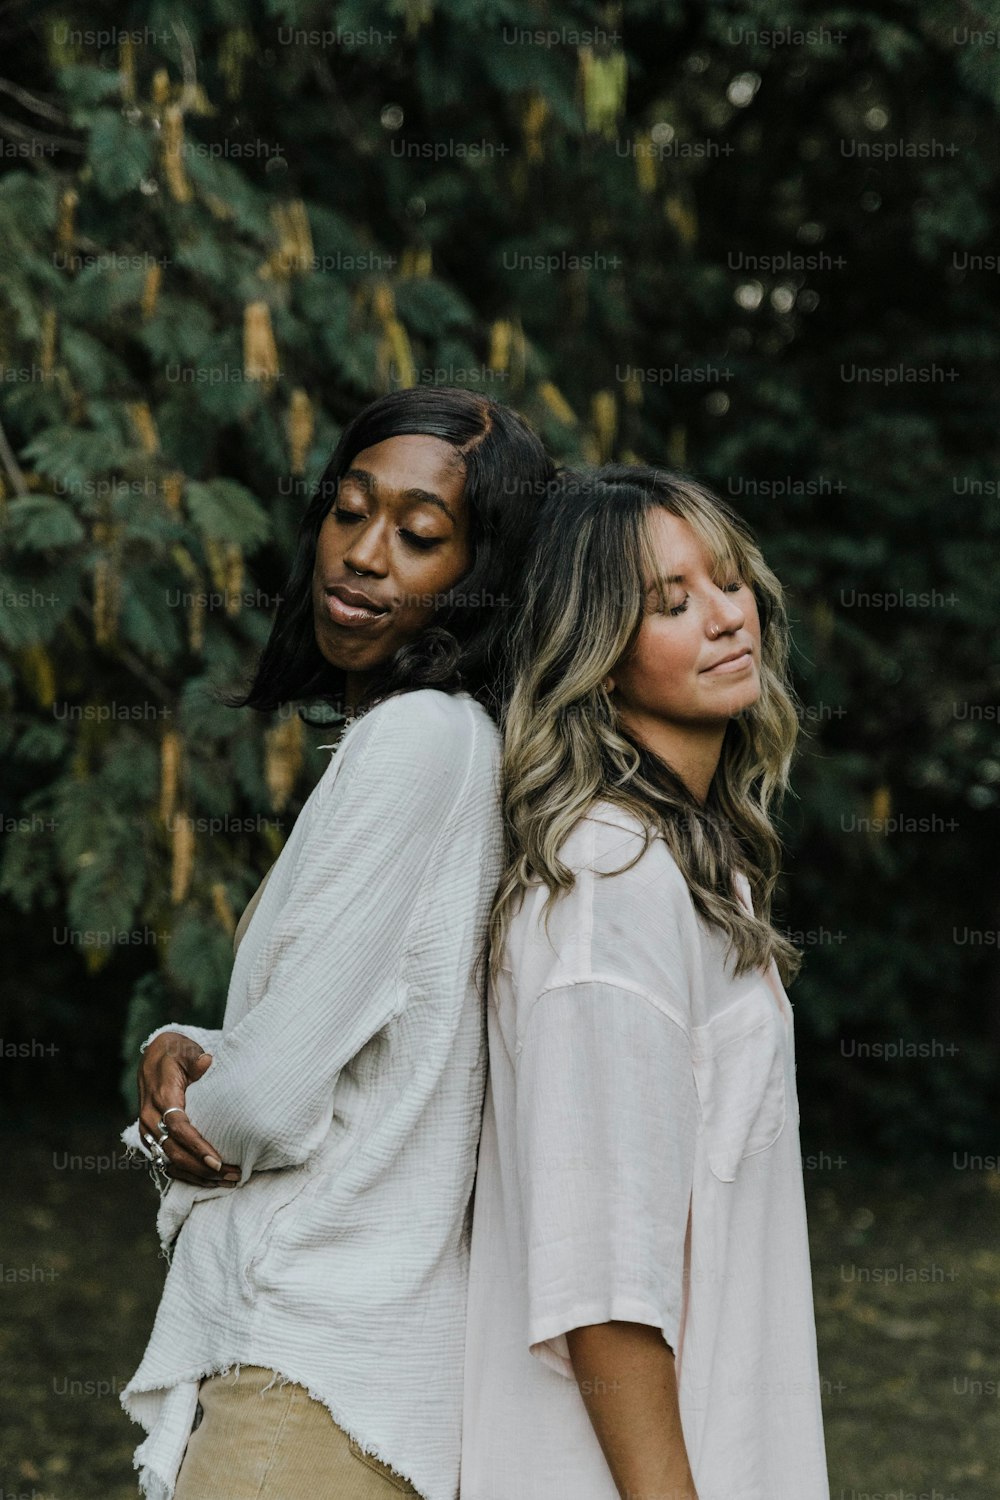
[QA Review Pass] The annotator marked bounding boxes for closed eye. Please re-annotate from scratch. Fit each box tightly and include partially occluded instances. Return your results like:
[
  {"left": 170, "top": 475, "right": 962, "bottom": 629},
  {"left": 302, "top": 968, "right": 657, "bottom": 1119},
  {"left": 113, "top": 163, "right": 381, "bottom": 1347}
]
[
  {"left": 333, "top": 509, "right": 444, "bottom": 551},
  {"left": 667, "top": 581, "right": 744, "bottom": 616},
  {"left": 400, "top": 531, "right": 444, "bottom": 551}
]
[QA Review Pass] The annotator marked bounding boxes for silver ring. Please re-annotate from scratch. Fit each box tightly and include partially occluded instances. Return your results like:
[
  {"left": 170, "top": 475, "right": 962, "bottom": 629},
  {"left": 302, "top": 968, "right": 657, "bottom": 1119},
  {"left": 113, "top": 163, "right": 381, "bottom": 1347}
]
[
  {"left": 143, "top": 1132, "right": 170, "bottom": 1169},
  {"left": 157, "top": 1106, "right": 187, "bottom": 1140}
]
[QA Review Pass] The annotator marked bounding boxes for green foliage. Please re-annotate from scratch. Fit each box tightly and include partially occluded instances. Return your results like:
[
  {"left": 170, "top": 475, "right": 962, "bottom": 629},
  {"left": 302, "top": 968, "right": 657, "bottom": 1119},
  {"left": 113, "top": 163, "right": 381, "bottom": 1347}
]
[
  {"left": 165, "top": 911, "right": 236, "bottom": 1022},
  {"left": 4, "top": 495, "right": 87, "bottom": 550},
  {"left": 185, "top": 479, "right": 271, "bottom": 548},
  {"left": 0, "top": 0, "right": 996, "bottom": 1153},
  {"left": 87, "top": 109, "right": 156, "bottom": 199}
]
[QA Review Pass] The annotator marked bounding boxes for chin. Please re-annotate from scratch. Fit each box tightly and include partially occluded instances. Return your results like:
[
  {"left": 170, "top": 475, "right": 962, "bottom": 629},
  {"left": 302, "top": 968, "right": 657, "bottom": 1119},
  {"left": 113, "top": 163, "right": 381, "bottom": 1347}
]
[
  {"left": 731, "top": 686, "right": 762, "bottom": 717},
  {"left": 312, "top": 622, "right": 373, "bottom": 672},
  {"left": 705, "top": 683, "right": 761, "bottom": 719}
]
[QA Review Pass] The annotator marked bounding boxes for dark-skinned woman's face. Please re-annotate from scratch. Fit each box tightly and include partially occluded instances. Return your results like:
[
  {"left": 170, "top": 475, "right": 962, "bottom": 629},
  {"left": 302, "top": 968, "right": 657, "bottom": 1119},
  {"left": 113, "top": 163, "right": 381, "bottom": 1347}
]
[{"left": 311, "top": 433, "right": 472, "bottom": 697}]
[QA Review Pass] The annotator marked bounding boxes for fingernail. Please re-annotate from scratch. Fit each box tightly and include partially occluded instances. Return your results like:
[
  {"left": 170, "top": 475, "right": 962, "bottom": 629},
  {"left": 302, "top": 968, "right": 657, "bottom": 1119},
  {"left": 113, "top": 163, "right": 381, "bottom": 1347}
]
[
  {"left": 204, "top": 1155, "right": 222, "bottom": 1170},
  {"left": 222, "top": 1171, "right": 239, "bottom": 1182}
]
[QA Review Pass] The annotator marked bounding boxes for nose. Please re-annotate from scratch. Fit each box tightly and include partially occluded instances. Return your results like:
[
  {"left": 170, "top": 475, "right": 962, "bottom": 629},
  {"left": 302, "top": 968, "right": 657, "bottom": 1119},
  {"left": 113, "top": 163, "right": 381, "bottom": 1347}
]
[
  {"left": 711, "top": 584, "right": 746, "bottom": 634},
  {"left": 342, "top": 515, "right": 389, "bottom": 577}
]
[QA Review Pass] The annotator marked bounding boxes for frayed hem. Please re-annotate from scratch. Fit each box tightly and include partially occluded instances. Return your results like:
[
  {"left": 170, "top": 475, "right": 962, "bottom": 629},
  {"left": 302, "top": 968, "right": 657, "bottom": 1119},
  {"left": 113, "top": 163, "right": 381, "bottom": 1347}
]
[
  {"left": 132, "top": 1456, "right": 172, "bottom": 1500},
  {"left": 120, "top": 1136, "right": 179, "bottom": 1267},
  {"left": 121, "top": 1357, "right": 244, "bottom": 1415},
  {"left": 122, "top": 1359, "right": 431, "bottom": 1499},
  {"left": 121, "top": 1138, "right": 171, "bottom": 1200}
]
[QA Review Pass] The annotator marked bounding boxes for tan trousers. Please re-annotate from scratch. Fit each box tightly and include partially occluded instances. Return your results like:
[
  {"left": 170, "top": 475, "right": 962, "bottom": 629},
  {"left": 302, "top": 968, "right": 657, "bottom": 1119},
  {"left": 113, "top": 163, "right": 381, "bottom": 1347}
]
[{"left": 172, "top": 1365, "right": 420, "bottom": 1499}]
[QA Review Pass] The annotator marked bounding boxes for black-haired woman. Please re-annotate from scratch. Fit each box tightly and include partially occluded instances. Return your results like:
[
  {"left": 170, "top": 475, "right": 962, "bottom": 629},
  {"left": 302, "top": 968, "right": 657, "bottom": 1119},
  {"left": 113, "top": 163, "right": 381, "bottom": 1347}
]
[{"left": 120, "top": 388, "right": 553, "bottom": 1500}]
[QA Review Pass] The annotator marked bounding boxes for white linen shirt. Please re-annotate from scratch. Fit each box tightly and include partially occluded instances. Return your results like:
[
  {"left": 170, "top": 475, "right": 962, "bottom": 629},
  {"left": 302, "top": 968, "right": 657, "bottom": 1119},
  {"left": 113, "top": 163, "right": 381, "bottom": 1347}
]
[
  {"left": 461, "top": 801, "right": 830, "bottom": 1500},
  {"left": 120, "top": 688, "right": 502, "bottom": 1500}
]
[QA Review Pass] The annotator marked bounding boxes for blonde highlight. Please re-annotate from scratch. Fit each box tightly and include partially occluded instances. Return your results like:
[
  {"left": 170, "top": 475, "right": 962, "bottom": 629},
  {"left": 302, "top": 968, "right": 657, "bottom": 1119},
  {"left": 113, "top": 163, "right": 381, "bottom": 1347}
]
[{"left": 485, "top": 464, "right": 804, "bottom": 994}]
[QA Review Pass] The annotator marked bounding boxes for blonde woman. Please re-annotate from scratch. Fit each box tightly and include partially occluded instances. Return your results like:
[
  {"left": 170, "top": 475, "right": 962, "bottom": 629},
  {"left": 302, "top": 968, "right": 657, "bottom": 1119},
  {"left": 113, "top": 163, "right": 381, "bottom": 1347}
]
[{"left": 462, "top": 465, "right": 830, "bottom": 1500}]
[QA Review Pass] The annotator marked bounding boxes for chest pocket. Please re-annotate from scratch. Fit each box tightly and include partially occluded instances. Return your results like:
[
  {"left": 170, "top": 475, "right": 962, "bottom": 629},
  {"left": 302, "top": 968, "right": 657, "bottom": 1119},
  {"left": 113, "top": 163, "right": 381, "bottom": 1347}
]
[{"left": 690, "top": 984, "right": 787, "bottom": 1182}]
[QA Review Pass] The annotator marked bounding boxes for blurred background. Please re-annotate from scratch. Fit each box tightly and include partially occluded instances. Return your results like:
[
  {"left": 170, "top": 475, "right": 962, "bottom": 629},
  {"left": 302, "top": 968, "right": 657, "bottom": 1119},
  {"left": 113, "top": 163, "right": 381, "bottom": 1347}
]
[{"left": 1, "top": 1, "right": 998, "bottom": 1495}]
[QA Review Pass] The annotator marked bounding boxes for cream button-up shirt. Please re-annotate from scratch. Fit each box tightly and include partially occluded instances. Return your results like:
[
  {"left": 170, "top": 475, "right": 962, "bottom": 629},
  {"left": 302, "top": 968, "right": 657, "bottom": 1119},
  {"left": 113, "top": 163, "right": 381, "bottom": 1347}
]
[{"left": 462, "top": 801, "right": 830, "bottom": 1500}]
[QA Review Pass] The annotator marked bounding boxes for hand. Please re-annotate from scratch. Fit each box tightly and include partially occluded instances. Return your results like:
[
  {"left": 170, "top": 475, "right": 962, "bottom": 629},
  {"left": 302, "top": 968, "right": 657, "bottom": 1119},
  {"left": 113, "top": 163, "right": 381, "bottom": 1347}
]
[{"left": 137, "top": 1031, "right": 241, "bottom": 1188}]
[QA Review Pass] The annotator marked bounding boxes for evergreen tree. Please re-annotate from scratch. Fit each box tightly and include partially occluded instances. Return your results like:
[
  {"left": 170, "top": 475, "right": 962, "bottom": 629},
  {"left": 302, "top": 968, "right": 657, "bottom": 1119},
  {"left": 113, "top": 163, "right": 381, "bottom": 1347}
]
[{"left": 0, "top": 1, "right": 997, "bottom": 1150}]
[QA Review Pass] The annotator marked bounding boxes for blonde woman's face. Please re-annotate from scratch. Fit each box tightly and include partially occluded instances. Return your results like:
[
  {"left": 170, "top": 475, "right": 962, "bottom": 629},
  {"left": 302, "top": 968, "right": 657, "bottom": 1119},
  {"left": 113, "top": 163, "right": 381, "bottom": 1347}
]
[{"left": 606, "top": 509, "right": 762, "bottom": 726}]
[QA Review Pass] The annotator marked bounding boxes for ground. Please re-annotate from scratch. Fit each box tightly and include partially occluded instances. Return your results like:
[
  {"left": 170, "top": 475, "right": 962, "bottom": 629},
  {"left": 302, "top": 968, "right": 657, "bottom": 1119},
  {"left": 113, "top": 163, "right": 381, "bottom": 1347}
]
[{"left": 2, "top": 1121, "right": 996, "bottom": 1498}]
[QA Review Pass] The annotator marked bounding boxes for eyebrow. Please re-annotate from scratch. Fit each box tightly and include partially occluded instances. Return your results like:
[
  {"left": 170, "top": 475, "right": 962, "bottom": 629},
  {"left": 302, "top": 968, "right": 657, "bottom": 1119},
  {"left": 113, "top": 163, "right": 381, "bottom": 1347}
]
[
  {"left": 340, "top": 467, "right": 458, "bottom": 526},
  {"left": 645, "top": 564, "right": 738, "bottom": 588}
]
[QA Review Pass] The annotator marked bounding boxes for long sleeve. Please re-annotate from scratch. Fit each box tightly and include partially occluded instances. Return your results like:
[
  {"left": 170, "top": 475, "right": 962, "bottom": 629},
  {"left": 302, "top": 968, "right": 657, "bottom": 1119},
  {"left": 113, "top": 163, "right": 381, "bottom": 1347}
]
[
  {"left": 119, "top": 867, "right": 273, "bottom": 1160},
  {"left": 515, "top": 980, "right": 698, "bottom": 1379},
  {"left": 168, "top": 691, "right": 483, "bottom": 1179}
]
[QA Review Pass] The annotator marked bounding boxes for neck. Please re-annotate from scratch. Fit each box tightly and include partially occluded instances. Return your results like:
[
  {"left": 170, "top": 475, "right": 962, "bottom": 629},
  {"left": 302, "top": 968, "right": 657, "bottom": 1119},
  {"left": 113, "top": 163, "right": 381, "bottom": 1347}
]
[
  {"left": 614, "top": 706, "right": 726, "bottom": 806},
  {"left": 344, "top": 671, "right": 370, "bottom": 715}
]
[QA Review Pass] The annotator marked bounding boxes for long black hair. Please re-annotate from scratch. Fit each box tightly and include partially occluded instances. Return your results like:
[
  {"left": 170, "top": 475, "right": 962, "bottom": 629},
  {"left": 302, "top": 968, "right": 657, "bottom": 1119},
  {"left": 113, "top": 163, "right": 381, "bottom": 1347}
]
[{"left": 225, "top": 387, "right": 554, "bottom": 723}]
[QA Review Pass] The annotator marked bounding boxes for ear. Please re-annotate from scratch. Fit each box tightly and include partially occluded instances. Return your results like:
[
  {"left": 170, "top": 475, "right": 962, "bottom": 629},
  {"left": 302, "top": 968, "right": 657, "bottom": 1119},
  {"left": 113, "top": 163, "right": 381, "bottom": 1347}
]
[{"left": 602, "top": 675, "right": 615, "bottom": 694}]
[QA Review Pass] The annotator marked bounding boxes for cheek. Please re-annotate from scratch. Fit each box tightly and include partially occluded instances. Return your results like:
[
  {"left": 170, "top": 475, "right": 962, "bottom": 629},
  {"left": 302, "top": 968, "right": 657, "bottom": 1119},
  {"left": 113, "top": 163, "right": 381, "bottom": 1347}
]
[
  {"left": 313, "top": 516, "right": 339, "bottom": 573},
  {"left": 405, "top": 541, "right": 470, "bottom": 594},
  {"left": 389, "top": 546, "right": 466, "bottom": 624},
  {"left": 625, "top": 620, "right": 692, "bottom": 692}
]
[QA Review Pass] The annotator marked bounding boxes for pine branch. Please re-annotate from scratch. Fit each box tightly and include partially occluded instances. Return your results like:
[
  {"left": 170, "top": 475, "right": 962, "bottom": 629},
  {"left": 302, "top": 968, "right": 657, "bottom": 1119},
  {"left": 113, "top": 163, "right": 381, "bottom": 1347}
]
[
  {"left": 74, "top": 597, "right": 176, "bottom": 707},
  {"left": 0, "top": 110, "right": 84, "bottom": 152},
  {"left": 0, "top": 415, "right": 28, "bottom": 497},
  {"left": 0, "top": 76, "right": 70, "bottom": 125}
]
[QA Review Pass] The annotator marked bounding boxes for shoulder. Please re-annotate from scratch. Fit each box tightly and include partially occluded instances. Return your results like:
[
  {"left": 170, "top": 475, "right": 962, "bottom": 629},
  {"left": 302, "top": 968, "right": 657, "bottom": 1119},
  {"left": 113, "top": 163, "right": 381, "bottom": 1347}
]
[
  {"left": 559, "top": 798, "right": 692, "bottom": 909},
  {"left": 377, "top": 686, "right": 494, "bottom": 731},
  {"left": 344, "top": 687, "right": 496, "bottom": 759},
  {"left": 507, "top": 798, "right": 696, "bottom": 1020},
  {"left": 319, "top": 689, "right": 499, "bottom": 808}
]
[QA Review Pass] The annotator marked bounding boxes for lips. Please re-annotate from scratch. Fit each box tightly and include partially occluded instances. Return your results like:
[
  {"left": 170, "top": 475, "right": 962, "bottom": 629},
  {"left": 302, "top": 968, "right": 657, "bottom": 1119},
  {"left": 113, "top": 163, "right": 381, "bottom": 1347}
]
[
  {"left": 322, "top": 584, "right": 390, "bottom": 628},
  {"left": 701, "top": 647, "right": 753, "bottom": 673},
  {"left": 325, "top": 584, "right": 389, "bottom": 613}
]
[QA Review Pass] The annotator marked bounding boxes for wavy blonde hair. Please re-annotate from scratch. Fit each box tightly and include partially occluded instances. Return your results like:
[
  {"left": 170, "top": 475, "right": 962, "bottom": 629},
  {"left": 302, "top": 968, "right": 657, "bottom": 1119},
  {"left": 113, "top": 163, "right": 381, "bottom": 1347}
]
[{"left": 485, "top": 464, "right": 804, "bottom": 993}]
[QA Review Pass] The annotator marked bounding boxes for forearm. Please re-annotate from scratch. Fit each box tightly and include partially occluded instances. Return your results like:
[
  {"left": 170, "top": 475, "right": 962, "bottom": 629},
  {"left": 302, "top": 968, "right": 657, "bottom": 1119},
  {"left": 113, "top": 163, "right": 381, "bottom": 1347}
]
[
  {"left": 178, "top": 1018, "right": 349, "bottom": 1176},
  {"left": 180, "top": 1054, "right": 297, "bottom": 1174},
  {"left": 566, "top": 1320, "right": 698, "bottom": 1500}
]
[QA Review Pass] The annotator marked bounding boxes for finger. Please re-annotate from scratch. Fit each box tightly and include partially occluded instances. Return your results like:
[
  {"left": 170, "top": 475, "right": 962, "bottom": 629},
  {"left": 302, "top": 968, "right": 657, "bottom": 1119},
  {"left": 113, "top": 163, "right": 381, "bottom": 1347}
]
[
  {"left": 151, "top": 1065, "right": 194, "bottom": 1118},
  {"left": 163, "top": 1134, "right": 230, "bottom": 1182},
  {"left": 166, "top": 1166, "right": 235, "bottom": 1188},
  {"left": 138, "top": 1110, "right": 225, "bottom": 1183},
  {"left": 143, "top": 1105, "right": 239, "bottom": 1178},
  {"left": 140, "top": 1099, "right": 210, "bottom": 1165},
  {"left": 162, "top": 1109, "right": 234, "bottom": 1174},
  {"left": 137, "top": 1110, "right": 174, "bottom": 1164}
]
